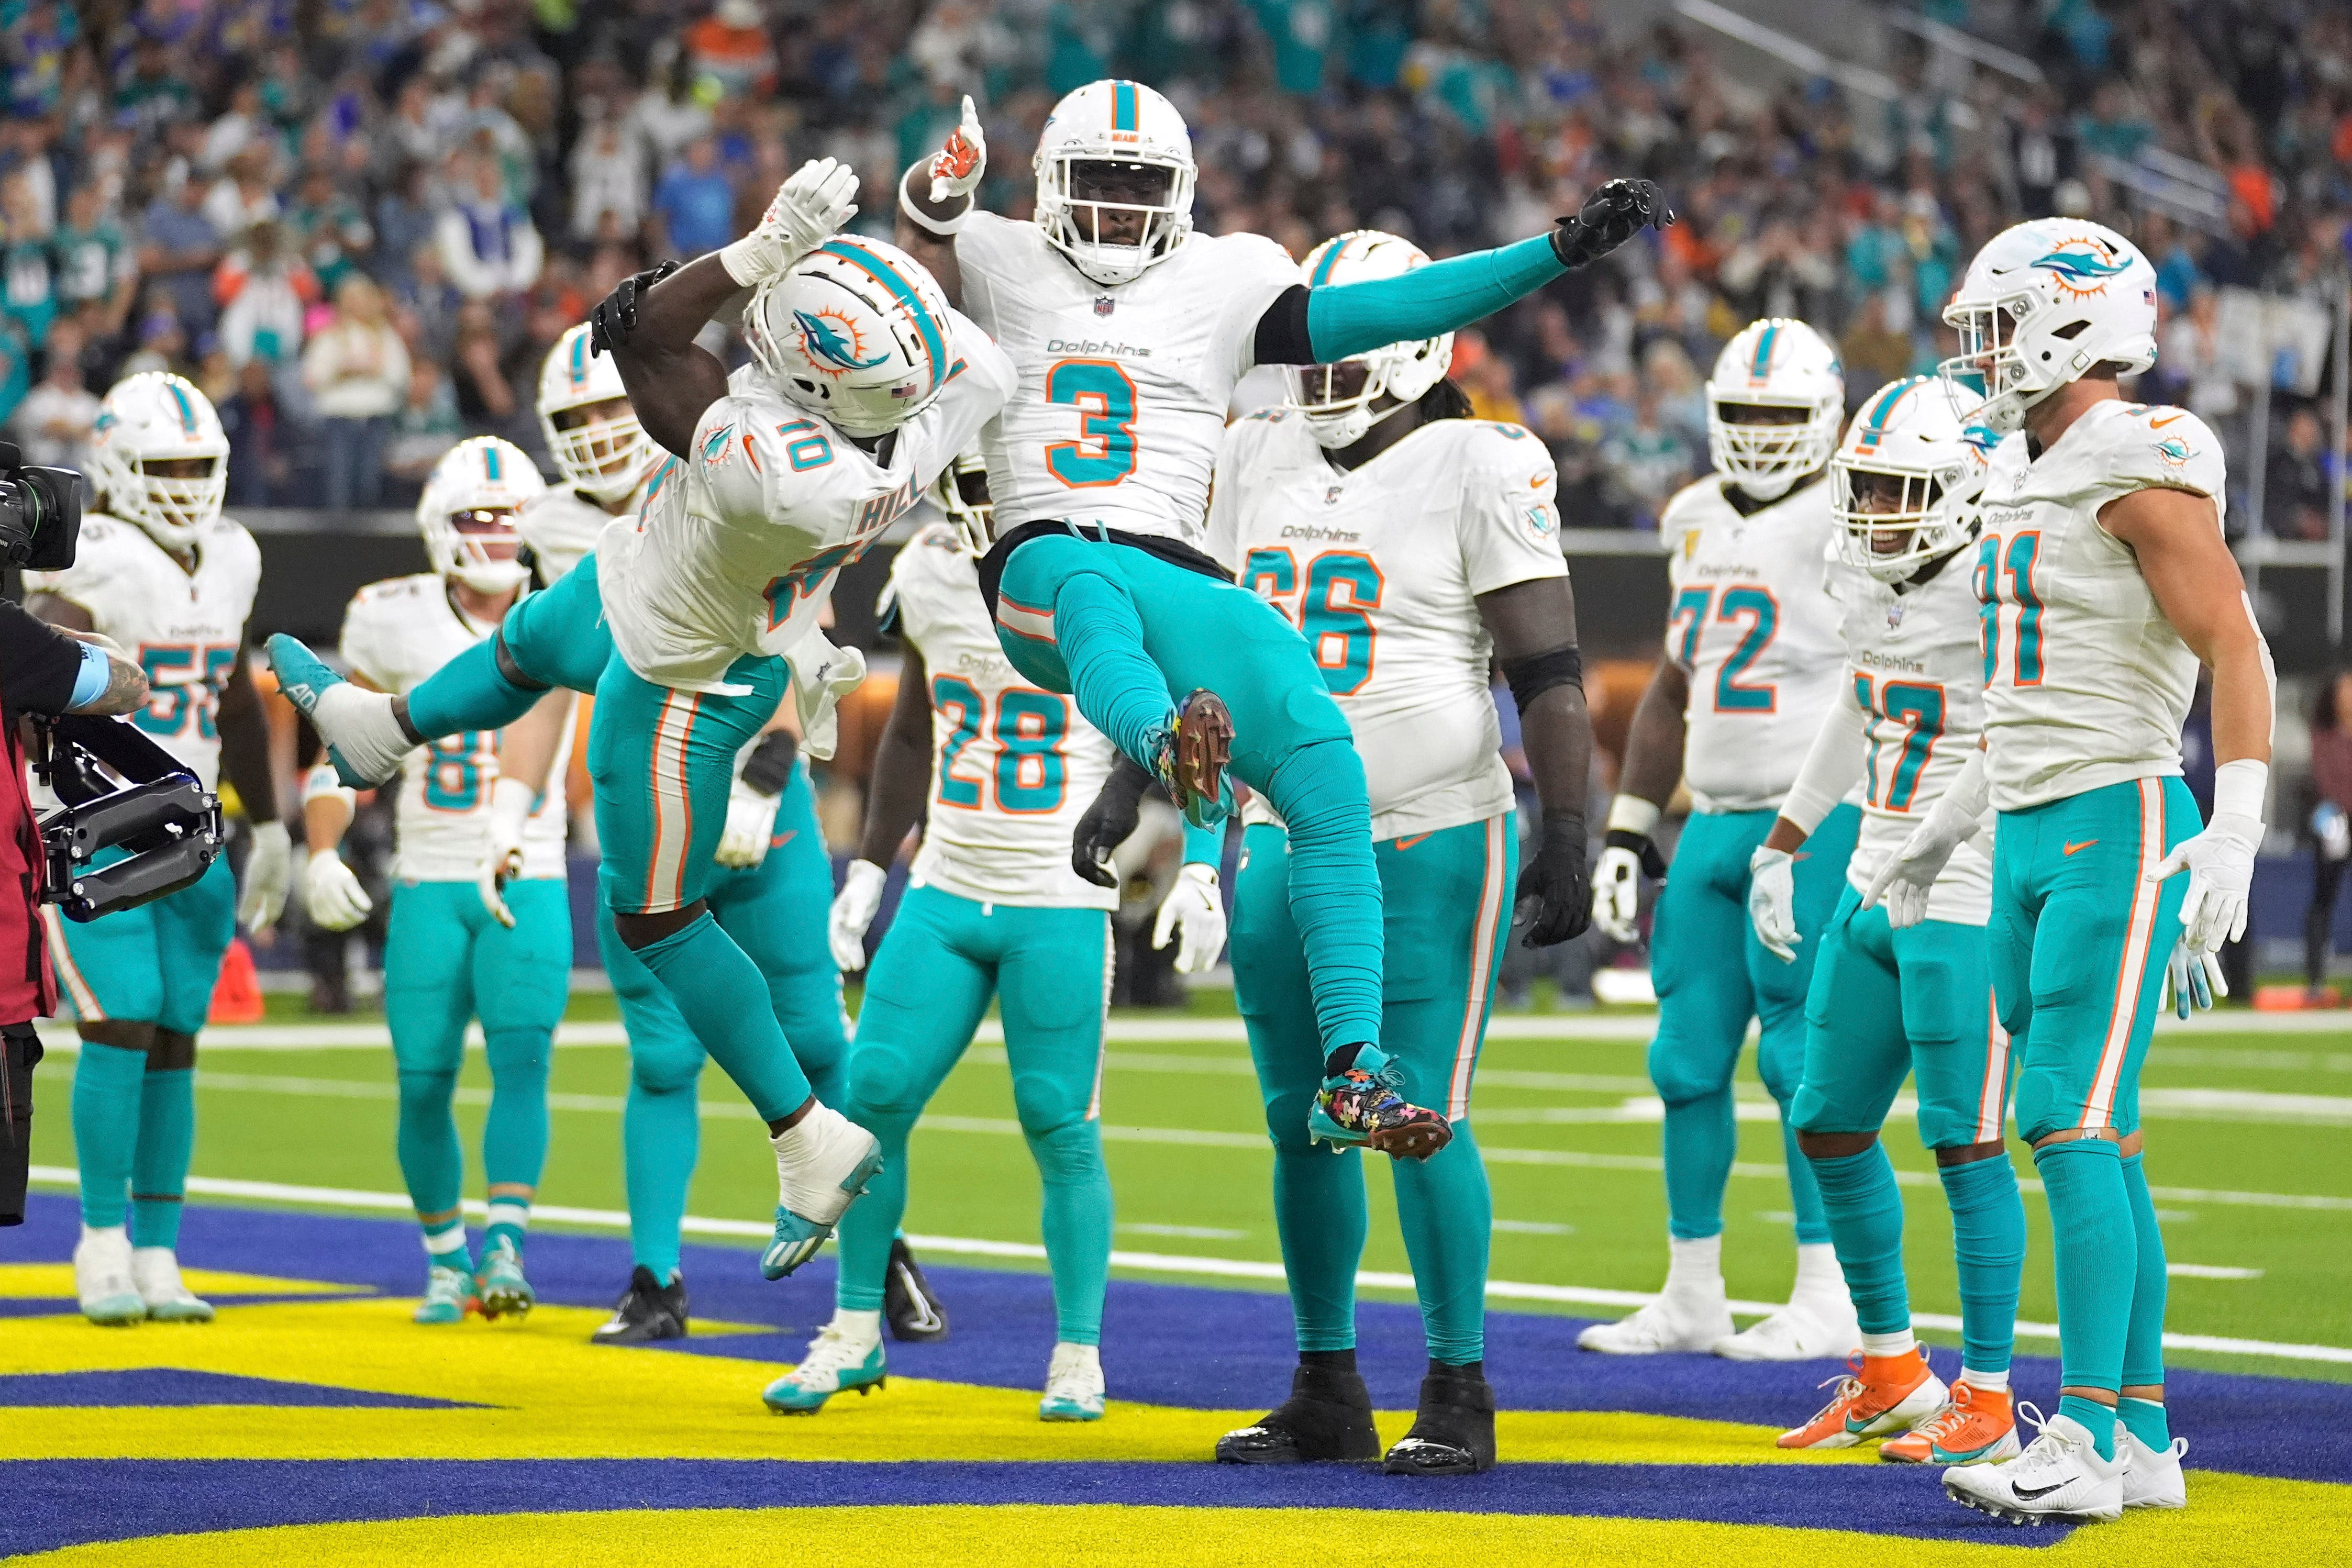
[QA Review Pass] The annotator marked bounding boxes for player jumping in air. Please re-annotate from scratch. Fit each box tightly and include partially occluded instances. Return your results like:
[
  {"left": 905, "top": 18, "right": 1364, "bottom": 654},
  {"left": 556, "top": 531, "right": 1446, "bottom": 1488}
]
[
  {"left": 35, "top": 372, "right": 290, "bottom": 1327},
  {"left": 1202, "top": 231, "right": 1595, "bottom": 1475},
  {"left": 1869, "top": 219, "right": 2270, "bottom": 1526},
  {"left": 1580, "top": 319, "right": 1864, "bottom": 1361},
  {"left": 896, "top": 84, "right": 1663, "bottom": 1158}
]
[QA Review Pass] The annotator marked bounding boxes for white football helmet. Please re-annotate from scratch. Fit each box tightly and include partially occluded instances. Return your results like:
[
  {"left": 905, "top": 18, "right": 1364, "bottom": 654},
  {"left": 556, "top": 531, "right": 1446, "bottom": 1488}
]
[
  {"left": 927, "top": 450, "right": 993, "bottom": 554},
  {"left": 87, "top": 372, "right": 229, "bottom": 551},
  {"left": 744, "top": 236, "right": 956, "bottom": 440},
  {"left": 1285, "top": 231, "right": 1454, "bottom": 450},
  {"left": 536, "top": 323, "right": 655, "bottom": 503},
  {"left": 1940, "top": 218, "right": 2158, "bottom": 433},
  {"left": 417, "top": 436, "right": 545, "bottom": 595},
  {"left": 1832, "top": 375, "right": 1999, "bottom": 583},
  {"left": 1033, "top": 78, "right": 1196, "bottom": 287},
  {"left": 1704, "top": 319, "right": 1844, "bottom": 502}
]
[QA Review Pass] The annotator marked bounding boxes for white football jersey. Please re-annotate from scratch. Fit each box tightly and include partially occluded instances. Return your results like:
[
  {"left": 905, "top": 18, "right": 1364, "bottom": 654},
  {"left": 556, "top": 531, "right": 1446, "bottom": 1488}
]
[
  {"left": 598, "top": 321, "right": 1015, "bottom": 693},
  {"left": 957, "top": 212, "right": 1298, "bottom": 546},
  {"left": 519, "top": 484, "right": 634, "bottom": 585},
  {"left": 340, "top": 574, "right": 572, "bottom": 883},
  {"left": 1975, "top": 401, "right": 2226, "bottom": 811},
  {"left": 882, "top": 524, "right": 1118, "bottom": 909},
  {"left": 1207, "top": 410, "right": 1567, "bottom": 840},
  {"left": 1659, "top": 476, "right": 1847, "bottom": 813},
  {"left": 26, "top": 511, "right": 260, "bottom": 790},
  {"left": 1825, "top": 553, "right": 1993, "bottom": 925}
]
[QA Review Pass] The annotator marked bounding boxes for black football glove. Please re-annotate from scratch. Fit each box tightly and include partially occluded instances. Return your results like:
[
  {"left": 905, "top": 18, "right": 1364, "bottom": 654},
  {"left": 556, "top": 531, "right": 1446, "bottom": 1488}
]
[
  {"left": 739, "top": 729, "right": 800, "bottom": 797},
  {"left": 1514, "top": 809, "right": 1593, "bottom": 948},
  {"left": 1071, "top": 754, "right": 1153, "bottom": 888},
  {"left": 1550, "top": 179, "right": 1674, "bottom": 270},
  {"left": 589, "top": 259, "right": 682, "bottom": 357}
]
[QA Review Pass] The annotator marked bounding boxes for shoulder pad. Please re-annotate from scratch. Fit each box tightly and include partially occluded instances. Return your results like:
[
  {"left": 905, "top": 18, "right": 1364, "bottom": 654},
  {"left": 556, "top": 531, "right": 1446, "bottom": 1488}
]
[{"left": 2096, "top": 404, "right": 2225, "bottom": 498}]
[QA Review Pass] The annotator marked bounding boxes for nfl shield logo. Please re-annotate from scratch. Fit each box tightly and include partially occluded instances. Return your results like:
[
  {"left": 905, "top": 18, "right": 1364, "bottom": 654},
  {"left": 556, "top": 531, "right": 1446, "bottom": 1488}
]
[{"left": 1094, "top": 296, "right": 1115, "bottom": 317}]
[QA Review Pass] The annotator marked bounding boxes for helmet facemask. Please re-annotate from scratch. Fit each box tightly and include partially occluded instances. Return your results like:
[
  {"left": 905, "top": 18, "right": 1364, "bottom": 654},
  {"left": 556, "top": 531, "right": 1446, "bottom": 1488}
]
[
  {"left": 929, "top": 452, "right": 993, "bottom": 554},
  {"left": 1707, "top": 397, "right": 1836, "bottom": 502},
  {"left": 1037, "top": 156, "right": 1194, "bottom": 287},
  {"left": 543, "top": 394, "right": 654, "bottom": 503},
  {"left": 1834, "top": 462, "right": 1977, "bottom": 583},
  {"left": 433, "top": 506, "right": 531, "bottom": 596},
  {"left": 120, "top": 454, "right": 227, "bottom": 548}
]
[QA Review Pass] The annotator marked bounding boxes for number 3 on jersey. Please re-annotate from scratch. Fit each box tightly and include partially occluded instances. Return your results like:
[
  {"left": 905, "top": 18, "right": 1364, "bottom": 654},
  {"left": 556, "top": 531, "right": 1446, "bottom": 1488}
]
[
  {"left": 1667, "top": 585, "right": 1778, "bottom": 711},
  {"left": 1044, "top": 359, "right": 1137, "bottom": 488}
]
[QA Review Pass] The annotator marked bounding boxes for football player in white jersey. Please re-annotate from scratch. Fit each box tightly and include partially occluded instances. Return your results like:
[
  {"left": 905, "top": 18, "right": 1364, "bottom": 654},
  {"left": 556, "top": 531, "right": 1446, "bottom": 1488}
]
[
  {"left": 1745, "top": 377, "right": 2027, "bottom": 1465},
  {"left": 1199, "top": 231, "right": 1595, "bottom": 1475},
  {"left": 897, "top": 84, "right": 1665, "bottom": 1157},
  {"left": 31, "top": 371, "right": 290, "bottom": 1327},
  {"left": 272, "top": 161, "right": 1015, "bottom": 1288},
  {"left": 1868, "top": 220, "right": 2273, "bottom": 1525},
  {"left": 1579, "top": 318, "right": 1865, "bottom": 1362},
  {"left": 301, "top": 437, "right": 574, "bottom": 1325},
  {"left": 524, "top": 321, "right": 662, "bottom": 580}
]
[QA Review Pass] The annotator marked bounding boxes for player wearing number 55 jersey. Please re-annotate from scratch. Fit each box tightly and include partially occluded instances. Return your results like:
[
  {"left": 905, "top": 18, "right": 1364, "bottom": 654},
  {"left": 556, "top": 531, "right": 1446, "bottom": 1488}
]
[
  {"left": 1580, "top": 318, "right": 1862, "bottom": 1364},
  {"left": 30, "top": 371, "right": 289, "bottom": 1328},
  {"left": 1870, "top": 220, "right": 2276, "bottom": 1526}
]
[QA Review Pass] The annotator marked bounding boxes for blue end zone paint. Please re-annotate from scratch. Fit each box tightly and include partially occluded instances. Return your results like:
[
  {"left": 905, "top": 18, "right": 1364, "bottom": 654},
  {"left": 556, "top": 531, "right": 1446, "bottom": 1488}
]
[
  {"left": 0, "top": 1370, "right": 486, "bottom": 1410},
  {"left": 10, "top": 1195, "right": 2349, "bottom": 1487},
  {"left": 0, "top": 1459, "right": 2069, "bottom": 1558}
]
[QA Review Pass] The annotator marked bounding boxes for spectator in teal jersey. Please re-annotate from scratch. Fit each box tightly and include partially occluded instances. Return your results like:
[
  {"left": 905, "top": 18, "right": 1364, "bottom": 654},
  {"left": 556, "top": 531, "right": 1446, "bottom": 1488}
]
[
  {"left": 0, "top": 172, "right": 57, "bottom": 355},
  {"left": 53, "top": 184, "right": 129, "bottom": 317}
]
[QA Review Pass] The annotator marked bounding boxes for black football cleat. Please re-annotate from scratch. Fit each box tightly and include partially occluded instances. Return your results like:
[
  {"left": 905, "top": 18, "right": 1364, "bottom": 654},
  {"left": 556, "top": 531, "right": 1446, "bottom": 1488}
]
[
  {"left": 885, "top": 1235, "right": 949, "bottom": 1342},
  {"left": 1381, "top": 1365, "right": 1497, "bottom": 1475},
  {"left": 1214, "top": 1362, "right": 1382, "bottom": 1464},
  {"left": 591, "top": 1265, "right": 689, "bottom": 1345}
]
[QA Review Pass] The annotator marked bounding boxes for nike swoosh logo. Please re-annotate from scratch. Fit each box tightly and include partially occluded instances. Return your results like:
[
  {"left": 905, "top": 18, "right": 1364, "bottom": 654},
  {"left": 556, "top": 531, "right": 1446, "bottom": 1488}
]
[
  {"left": 1393, "top": 833, "right": 1433, "bottom": 850},
  {"left": 2063, "top": 839, "right": 2098, "bottom": 856},
  {"left": 1791, "top": 852, "right": 1811, "bottom": 862},
  {"left": 2149, "top": 414, "right": 2183, "bottom": 428},
  {"left": 2011, "top": 1481, "right": 2071, "bottom": 1502},
  {"left": 770, "top": 830, "right": 798, "bottom": 848}
]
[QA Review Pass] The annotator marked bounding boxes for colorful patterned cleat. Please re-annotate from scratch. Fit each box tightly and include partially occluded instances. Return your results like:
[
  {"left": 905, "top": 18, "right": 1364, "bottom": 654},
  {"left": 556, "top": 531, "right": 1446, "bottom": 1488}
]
[
  {"left": 763, "top": 1320, "right": 886, "bottom": 1414},
  {"left": 1150, "top": 689, "right": 1235, "bottom": 829},
  {"left": 762, "top": 1105, "right": 885, "bottom": 1280},
  {"left": 475, "top": 1237, "right": 535, "bottom": 1319},
  {"left": 885, "top": 1236, "right": 948, "bottom": 1342},
  {"left": 264, "top": 633, "right": 410, "bottom": 787},
  {"left": 1881, "top": 1381, "right": 2020, "bottom": 1465},
  {"left": 1039, "top": 1342, "right": 1105, "bottom": 1422},
  {"left": 131, "top": 1247, "right": 215, "bottom": 1324},
  {"left": 414, "top": 1263, "right": 479, "bottom": 1326},
  {"left": 1778, "top": 1348, "right": 1945, "bottom": 1450},
  {"left": 1308, "top": 1044, "right": 1450, "bottom": 1159},
  {"left": 593, "top": 1265, "right": 690, "bottom": 1345},
  {"left": 74, "top": 1226, "right": 146, "bottom": 1327}
]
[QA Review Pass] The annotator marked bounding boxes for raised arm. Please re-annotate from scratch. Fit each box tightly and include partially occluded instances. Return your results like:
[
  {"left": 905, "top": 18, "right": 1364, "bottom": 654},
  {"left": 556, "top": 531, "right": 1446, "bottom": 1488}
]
[{"left": 894, "top": 96, "right": 988, "bottom": 309}]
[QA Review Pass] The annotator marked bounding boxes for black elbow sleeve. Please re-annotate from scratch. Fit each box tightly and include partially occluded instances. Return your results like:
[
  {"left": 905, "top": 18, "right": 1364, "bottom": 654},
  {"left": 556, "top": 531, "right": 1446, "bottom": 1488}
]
[
  {"left": 1252, "top": 285, "right": 1316, "bottom": 366},
  {"left": 1500, "top": 645, "right": 1584, "bottom": 714}
]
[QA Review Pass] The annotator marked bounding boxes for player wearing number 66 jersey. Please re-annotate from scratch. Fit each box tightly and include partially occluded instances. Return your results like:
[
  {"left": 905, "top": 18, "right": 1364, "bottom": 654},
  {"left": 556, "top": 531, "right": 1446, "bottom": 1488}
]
[
  {"left": 28, "top": 371, "right": 287, "bottom": 1329},
  {"left": 1580, "top": 318, "right": 1864, "bottom": 1364},
  {"left": 1748, "top": 376, "right": 2028, "bottom": 1466}
]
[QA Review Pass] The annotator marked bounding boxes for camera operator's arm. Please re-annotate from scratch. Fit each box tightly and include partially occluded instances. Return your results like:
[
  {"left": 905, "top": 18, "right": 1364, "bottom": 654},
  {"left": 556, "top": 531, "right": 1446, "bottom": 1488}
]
[
  {"left": 218, "top": 631, "right": 289, "bottom": 930},
  {"left": 2, "top": 597, "right": 145, "bottom": 717}
]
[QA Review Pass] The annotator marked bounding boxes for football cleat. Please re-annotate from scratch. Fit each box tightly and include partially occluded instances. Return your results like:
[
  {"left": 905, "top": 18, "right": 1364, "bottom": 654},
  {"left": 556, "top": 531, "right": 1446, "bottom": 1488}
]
[
  {"left": 130, "top": 1247, "right": 215, "bottom": 1324},
  {"left": 1215, "top": 1362, "right": 1382, "bottom": 1464},
  {"left": 885, "top": 1235, "right": 948, "bottom": 1342},
  {"left": 265, "top": 633, "right": 413, "bottom": 788},
  {"left": 1777, "top": 1348, "right": 1944, "bottom": 1450},
  {"left": 593, "top": 1265, "right": 690, "bottom": 1345},
  {"left": 414, "top": 1263, "right": 479, "bottom": 1326},
  {"left": 1881, "top": 1381, "right": 2020, "bottom": 1465},
  {"left": 1577, "top": 1291, "right": 1735, "bottom": 1355},
  {"left": 763, "top": 1319, "right": 886, "bottom": 1414},
  {"left": 1382, "top": 1365, "right": 1497, "bottom": 1475},
  {"left": 2121, "top": 1428, "right": 2189, "bottom": 1510},
  {"left": 762, "top": 1103, "right": 885, "bottom": 1280},
  {"left": 1308, "top": 1043, "right": 1450, "bottom": 1159},
  {"left": 1150, "top": 689, "right": 1235, "bottom": 829},
  {"left": 1039, "top": 1341, "right": 1106, "bottom": 1422},
  {"left": 1943, "top": 1405, "right": 2125, "bottom": 1525},
  {"left": 1713, "top": 1292, "right": 1861, "bottom": 1362},
  {"left": 475, "top": 1237, "right": 534, "bottom": 1319},
  {"left": 74, "top": 1225, "right": 145, "bottom": 1327}
]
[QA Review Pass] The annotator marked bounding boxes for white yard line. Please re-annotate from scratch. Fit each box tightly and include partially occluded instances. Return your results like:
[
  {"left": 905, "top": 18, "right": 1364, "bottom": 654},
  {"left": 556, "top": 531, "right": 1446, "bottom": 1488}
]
[{"left": 20, "top": 1165, "right": 2349, "bottom": 1366}]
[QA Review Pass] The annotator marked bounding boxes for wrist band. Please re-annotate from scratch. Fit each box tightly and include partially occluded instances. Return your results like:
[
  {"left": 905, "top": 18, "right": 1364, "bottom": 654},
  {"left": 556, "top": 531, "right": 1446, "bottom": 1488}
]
[
  {"left": 899, "top": 170, "right": 969, "bottom": 236},
  {"left": 2213, "top": 757, "right": 2269, "bottom": 825},
  {"left": 1606, "top": 795, "right": 1661, "bottom": 838}
]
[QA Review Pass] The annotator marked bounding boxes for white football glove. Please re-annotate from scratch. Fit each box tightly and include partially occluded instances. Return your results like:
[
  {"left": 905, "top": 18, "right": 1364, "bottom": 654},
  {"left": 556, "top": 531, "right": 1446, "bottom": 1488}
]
[
  {"left": 829, "top": 858, "right": 887, "bottom": 972},
  {"left": 1590, "top": 846, "right": 1644, "bottom": 944},
  {"left": 1747, "top": 844, "right": 1799, "bottom": 963},
  {"left": 476, "top": 777, "right": 534, "bottom": 930},
  {"left": 719, "top": 157, "right": 862, "bottom": 287},
  {"left": 238, "top": 820, "right": 291, "bottom": 931},
  {"left": 1152, "top": 862, "right": 1228, "bottom": 975},
  {"left": 2159, "top": 939, "right": 2227, "bottom": 1020},
  {"left": 1861, "top": 750, "right": 1992, "bottom": 929},
  {"left": 715, "top": 778, "right": 783, "bottom": 870},
  {"left": 2149, "top": 812, "right": 2260, "bottom": 955},
  {"left": 302, "top": 846, "right": 372, "bottom": 932},
  {"left": 926, "top": 94, "right": 987, "bottom": 204}
]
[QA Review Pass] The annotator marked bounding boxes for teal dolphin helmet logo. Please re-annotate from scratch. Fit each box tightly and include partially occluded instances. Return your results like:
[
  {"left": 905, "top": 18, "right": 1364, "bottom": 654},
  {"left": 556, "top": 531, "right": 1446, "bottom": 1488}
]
[
  {"left": 2031, "top": 237, "right": 2132, "bottom": 296},
  {"left": 1961, "top": 424, "right": 2002, "bottom": 456},
  {"left": 794, "top": 308, "right": 889, "bottom": 372}
]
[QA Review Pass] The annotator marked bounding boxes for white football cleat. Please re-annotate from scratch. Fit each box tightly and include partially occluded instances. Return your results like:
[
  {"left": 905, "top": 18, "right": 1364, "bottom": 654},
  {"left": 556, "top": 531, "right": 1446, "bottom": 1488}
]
[
  {"left": 74, "top": 1225, "right": 145, "bottom": 1326},
  {"left": 761, "top": 1317, "right": 886, "bottom": 1414},
  {"left": 1040, "top": 1341, "right": 1105, "bottom": 1422},
  {"left": 131, "top": 1247, "right": 214, "bottom": 1322},
  {"left": 1713, "top": 1293, "right": 1860, "bottom": 1362},
  {"left": 761, "top": 1102, "right": 884, "bottom": 1279},
  {"left": 1577, "top": 1291, "right": 1735, "bottom": 1354},
  {"left": 1943, "top": 1405, "right": 2126, "bottom": 1525},
  {"left": 2121, "top": 1428, "right": 2189, "bottom": 1510}
]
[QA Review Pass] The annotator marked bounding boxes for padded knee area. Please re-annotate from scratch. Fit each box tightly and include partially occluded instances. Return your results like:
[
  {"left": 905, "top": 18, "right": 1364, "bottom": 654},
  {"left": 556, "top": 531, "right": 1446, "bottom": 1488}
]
[
  {"left": 483, "top": 1030, "right": 548, "bottom": 1081},
  {"left": 1023, "top": 1115, "right": 1104, "bottom": 1187},
  {"left": 1262, "top": 1087, "right": 1324, "bottom": 1155},
  {"left": 849, "top": 1046, "right": 924, "bottom": 1119},
  {"left": 397, "top": 1069, "right": 459, "bottom": 1116},
  {"left": 630, "top": 1041, "right": 704, "bottom": 1098},
  {"left": 1647, "top": 1037, "right": 1733, "bottom": 1108}
]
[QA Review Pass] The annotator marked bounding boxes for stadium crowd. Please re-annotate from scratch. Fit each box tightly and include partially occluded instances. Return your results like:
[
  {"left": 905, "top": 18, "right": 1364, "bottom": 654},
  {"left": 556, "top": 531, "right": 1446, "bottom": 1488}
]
[{"left": 2, "top": 0, "right": 2346, "bottom": 531}]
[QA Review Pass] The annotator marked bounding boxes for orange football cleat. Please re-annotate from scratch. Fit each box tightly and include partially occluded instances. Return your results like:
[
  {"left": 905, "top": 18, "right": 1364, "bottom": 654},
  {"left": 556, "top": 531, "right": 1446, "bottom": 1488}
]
[
  {"left": 1879, "top": 1379, "right": 2021, "bottom": 1465},
  {"left": 1777, "top": 1347, "right": 1946, "bottom": 1450}
]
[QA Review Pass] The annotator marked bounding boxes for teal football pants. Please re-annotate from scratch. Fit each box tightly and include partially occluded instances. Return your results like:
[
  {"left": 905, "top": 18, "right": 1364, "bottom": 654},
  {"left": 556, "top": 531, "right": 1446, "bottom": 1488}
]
[
  {"left": 1230, "top": 814, "right": 1516, "bottom": 1365},
  {"left": 1647, "top": 803, "right": 1858, "bottom": 1246},
  {"left": 992, "top": 530, "right": 1378, "bottom": 1057},
  {"left": 836, "top": 885, "right": 1113, "bottom": 1347}
]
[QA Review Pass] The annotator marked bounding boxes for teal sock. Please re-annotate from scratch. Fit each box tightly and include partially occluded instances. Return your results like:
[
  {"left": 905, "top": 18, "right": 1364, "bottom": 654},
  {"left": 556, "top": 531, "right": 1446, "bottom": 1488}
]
[
  {"left": 2059, "top": 1393, "right": 2120, "bottom": 1460},
  {"left": 635, "top": 914, "right": 812, "bottom": 1123},
  {"left": 129, "top": 1065, "right": 194, "bottom": 1249},
  {"left": 623, "top": 1064, "right": 700, "bottom": 1281},
  {"left": 1807, "top": 1144, "right": 1908, "bottom": 1335},
  {"left": 2034, "top": 1139, "right": 2133, "bottom": 1410},
  {"left": 1262, "top": 741, "right": 1382, "bottom": 1055},
  {"left": 405, "top": 637, "right": 544, "bottom": 738},
  {"left": 1394, "top": 1120, "right": 1492, "bottom": 1363},
  {"left": 2118, "top": 1395, "right": 2169, "bottom": 1451},
  {"left": 1661, "top": 1088, "right": 1735, "bottom": 1240},
  {"left": 1026, "top": 1117, "right": 1112, "bottom": 1346},
  {"left": 1940, "top": 1153, "right": 2025, "bottom": 1374},
  {"left": 1050, "top": 566, "right": 1177, "bottom": 771},
  {"left": 395, "top": 1068, "right": 464, "bottom": 1220},
  {"left": 1778, "top": 1111, "right": 1832, "bottom": 1245},
  {"left": 1271, "top": 1133, "right": 1367, "bottom": 1351},
  {"left": 2118, "top": 1151, "right": 2168, "bottom": 1391},
  {"left": 481, "top": 1029, "right": 550, "bottom": 1200},
  {"left": 71, "top": 1041, "right": 146, "bottom": 1229},
  {"left": 834, "top": 1104, "right": 916, "bottom": 1314}
]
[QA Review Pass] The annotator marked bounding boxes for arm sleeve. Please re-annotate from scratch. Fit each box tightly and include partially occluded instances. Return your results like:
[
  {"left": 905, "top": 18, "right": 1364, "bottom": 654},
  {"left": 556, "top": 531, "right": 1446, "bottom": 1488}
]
[
  {"left": 0, "top": 598, "right": 88, "bottom": 716},
  {"left": 1292, "top": 234, "right": 1565, "bottom": 365},
  {"left": 1778, "top": 675, "right": 1870, "bottom": 836},
  {"left": 1180, "top": 820, "right": 1224, "bottom": 868},
  {"left": 1459, "top": 427, "right": 1571, "bottom": 595}
]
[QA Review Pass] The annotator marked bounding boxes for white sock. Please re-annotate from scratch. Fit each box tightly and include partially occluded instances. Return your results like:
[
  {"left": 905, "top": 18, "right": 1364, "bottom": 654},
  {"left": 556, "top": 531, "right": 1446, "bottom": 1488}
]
[
  {"left": 1861, "top": 1329, "right": 1917, "bottom": 1359},
  {"left": 1051, "top": 1341, "right": 1102, "bottom": 1375},
  {"left": 423, "top": 1227, "right": 469, "bottom": 1262},
  {"left": 830, "top": 1308, "right": 882, "bottom": 1347},
  {"left": 1663, "top": 1234, "right": 1725, "bottom": 1297},
  {"left": 80, "top": 1223, "right": 129, "bottom": 1247},
  {"left": 314, "top": 682, "right": 417, "bottom": 783},
  {"left": 1960, "top": 1365, "right": 2010, "bottom": 1393},
  {"left": 484, "top": 1201, "right": 530, "bottom": 1236},
  {"left": 1792, "top": 1242, "right": 1848, "bottom": 1300}
]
